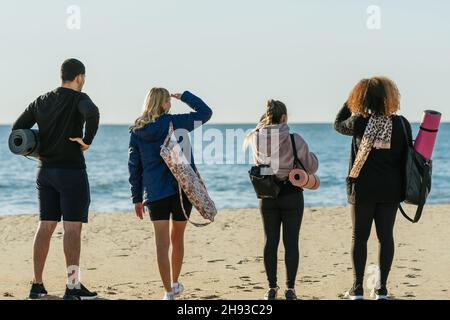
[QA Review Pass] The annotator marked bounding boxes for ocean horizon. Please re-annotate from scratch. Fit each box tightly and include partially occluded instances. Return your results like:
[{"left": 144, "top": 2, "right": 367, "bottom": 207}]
[{"left": 1, "top": 123, "right": 449, "bottom": 216}]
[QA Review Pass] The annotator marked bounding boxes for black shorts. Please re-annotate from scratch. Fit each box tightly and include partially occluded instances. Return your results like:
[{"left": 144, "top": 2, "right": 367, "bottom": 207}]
[
  {"left": 36, "top": 168, "right": 91, "bottom": 223},
  {"left": 146, "top": 192, "right": 193, "bottom": 222}
]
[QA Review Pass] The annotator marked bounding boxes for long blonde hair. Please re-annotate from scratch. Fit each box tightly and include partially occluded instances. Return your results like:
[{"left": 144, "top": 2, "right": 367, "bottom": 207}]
[{"left": 132, "top": 87, "right": 170, "bottom": 130}]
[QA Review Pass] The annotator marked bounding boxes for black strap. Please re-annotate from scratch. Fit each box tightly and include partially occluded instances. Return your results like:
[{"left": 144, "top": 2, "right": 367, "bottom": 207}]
[
  {"left": 399, "top": 163, "right": 429, "bottom": 223},
  {"left": 419, "top": 126, "right": 438, "bottom": 133},
  {"left": 290, "top": 134, "right": 307, "bottom": 171},
  {"left": 399, "top": 116, "right": 413, "bottom": 147},
  {"left": 398, "top": 116, "right": 429, "bottom": 223}
]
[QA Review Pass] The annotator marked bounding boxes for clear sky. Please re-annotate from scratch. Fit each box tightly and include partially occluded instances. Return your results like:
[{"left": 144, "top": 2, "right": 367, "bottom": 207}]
[{"left": 1, "top": 0, "right": 449, "bottom": 124}]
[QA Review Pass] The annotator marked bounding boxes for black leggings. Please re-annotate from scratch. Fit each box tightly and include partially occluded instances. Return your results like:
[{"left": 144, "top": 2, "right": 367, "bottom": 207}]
[
  {"left": 260, "top": 191, "right": 304, "bottom": 289},
  {"left": 351, "top": 202, "right": 399, "bottom": 287}
]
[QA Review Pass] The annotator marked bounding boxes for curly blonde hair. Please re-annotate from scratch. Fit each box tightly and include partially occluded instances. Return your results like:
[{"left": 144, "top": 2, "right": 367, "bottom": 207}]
[{"left": 347, "top": 76, "right": 401, "bottom": 116}]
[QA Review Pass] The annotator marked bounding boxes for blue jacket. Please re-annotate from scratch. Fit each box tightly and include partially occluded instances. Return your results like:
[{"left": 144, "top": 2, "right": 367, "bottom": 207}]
[{"left": 128, "top": 91, "right": 213, "bottom": 204}]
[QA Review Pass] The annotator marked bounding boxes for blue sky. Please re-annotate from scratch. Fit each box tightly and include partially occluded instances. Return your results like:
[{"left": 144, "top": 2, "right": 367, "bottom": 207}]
[{"left": 0, "top": 0, "right": 449, "bottom": 124}]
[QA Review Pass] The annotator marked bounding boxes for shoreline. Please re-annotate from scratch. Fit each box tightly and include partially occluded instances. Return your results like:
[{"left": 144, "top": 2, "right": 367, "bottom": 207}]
[
  {"left": 1, "top": 203, "right": 449, "bottom": 217},
  {"left": 1, "top": 205, "right": 449, "bottom": 300}
]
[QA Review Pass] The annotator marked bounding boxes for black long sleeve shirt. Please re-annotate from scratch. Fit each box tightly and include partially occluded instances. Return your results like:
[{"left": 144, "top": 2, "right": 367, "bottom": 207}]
[
  {"left": 12, "top": 87, "right": 100, "bottom": 169},
  {"left": 334, "top": 104, "right": 413, "bottom": 204}
]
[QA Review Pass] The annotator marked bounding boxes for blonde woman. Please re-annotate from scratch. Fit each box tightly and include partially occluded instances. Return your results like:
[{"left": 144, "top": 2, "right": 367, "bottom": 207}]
[{"left": 128, "top": 88, "right": 212, "bottom": 300}]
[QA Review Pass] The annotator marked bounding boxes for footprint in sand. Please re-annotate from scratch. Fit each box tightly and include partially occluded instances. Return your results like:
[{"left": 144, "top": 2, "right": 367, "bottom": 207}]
[
  {"left": 405, "top": 274, "right": 420, "bottom": 279},
  {"left": 410, "top": 268, "right": 422, "bottom": 272},
  {"left": 230, "top": 285, "right": 246, "bottom": 289},
  {"left": 202, "top": 295, "right": 220, "bottom": 300},
  {"left": 239, "top": 276, "right": 251, "bottom": 282},
  {"left": 3, "top": 292, "right": 14, "bottom": 298},
  {"left": 226, "top": 265, "right": 237, "bottom": 270},
  {"left": 207, "top": 259, "right": 225, "bottom": 263},
  {"left": 221, "top": 223, "right": 231, "bottom": 230}
]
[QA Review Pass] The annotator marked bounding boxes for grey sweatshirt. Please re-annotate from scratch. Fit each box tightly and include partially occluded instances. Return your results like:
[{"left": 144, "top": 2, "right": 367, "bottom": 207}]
[{"left": 250, "top": 124, "right": 319, "bottom": 179}]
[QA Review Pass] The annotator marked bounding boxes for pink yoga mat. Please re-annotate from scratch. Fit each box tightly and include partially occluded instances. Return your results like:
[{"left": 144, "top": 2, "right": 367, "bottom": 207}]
[{"left": 414, "top": 110, "right": 442, "bottom": 160}]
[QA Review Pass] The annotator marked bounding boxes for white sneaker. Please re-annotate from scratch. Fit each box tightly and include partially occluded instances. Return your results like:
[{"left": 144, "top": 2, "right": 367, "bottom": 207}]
[
  {"left": 343, "top": 291, "right": 364, "bottom": 300},
  {"left": 370, "top": 288, "right": 388, "bottom": 300},
  {"left": 163, "top": 292, "right": 175, "bottom": 300},
  {"left": 172, "top": 282, "right": 184, "bottom": 296}
]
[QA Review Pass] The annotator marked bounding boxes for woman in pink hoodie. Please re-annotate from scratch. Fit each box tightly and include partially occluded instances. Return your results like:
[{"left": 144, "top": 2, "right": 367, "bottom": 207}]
[{"left": 247, "top": 100, "right": 319, "bottom": 300}]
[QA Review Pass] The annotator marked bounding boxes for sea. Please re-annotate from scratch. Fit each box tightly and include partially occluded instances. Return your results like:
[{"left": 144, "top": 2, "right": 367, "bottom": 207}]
[{"left": 0, "top": 123, "right": 449, "bottom": 215}]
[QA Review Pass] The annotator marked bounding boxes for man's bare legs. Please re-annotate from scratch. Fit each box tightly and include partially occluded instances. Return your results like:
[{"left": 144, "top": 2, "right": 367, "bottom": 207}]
[
  {"left": 33, "top": 221, "right": 57, "bottom": 284},
  {"left": 63, "top": 222, "right": 82, "bottom": 287}
]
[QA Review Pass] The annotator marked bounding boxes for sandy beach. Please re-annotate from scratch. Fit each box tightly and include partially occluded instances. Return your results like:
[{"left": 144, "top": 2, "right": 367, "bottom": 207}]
[{"left": 0, "top": 205, "right": 449, "bottom": 300}]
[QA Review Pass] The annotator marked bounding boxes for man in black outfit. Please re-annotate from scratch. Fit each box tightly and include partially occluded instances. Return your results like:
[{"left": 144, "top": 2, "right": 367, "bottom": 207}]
[{"left": 12, "top": 59, "right": 100, "bottom": 300}]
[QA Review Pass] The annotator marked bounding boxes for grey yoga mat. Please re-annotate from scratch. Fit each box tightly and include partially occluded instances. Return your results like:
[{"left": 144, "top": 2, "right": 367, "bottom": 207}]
[{"left": 8, "top": 129, "right": 40, "bottom": 158}]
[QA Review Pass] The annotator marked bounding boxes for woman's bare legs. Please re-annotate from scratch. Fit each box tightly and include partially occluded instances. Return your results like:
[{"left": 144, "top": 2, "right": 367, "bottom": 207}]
[
  {"left": 171, "top": 221, "right": 188, "bottom": 284},
  {"left": 153, "top": 220, "right": 172, "bottom": 292}
]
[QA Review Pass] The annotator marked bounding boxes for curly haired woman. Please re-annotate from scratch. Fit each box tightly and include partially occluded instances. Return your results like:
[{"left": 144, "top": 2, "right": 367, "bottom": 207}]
[{"left": 335, "top": 76, "right": 413, "bottom": 300}]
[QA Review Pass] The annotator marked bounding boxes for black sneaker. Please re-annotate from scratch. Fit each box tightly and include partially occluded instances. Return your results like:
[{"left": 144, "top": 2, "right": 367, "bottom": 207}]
[
  {"left": 29, "top": 283, "right": 48, "bottom": 300},
  {"left": 264, "top": 287, "right": 279, "bottom": 300},
  {"left": 371, "top": 286, "right": 388, "bottom": 300},
  {"left": 285, "top": 289, "right": 298, "bottom": 300},
  {"left": 63, "top": 284, "right": 98, "bottom": 300},
  {"left": 343, "top": 284, "right": 364, "bottom": 300}
]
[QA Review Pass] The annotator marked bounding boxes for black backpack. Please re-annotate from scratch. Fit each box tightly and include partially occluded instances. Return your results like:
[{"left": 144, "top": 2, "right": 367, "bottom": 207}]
[
  {"left": 399, "top": 118, "right": 433, "bottom": 223},
  {"left": 249, "top": 134, "right": 305, "bottom": 199}
]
